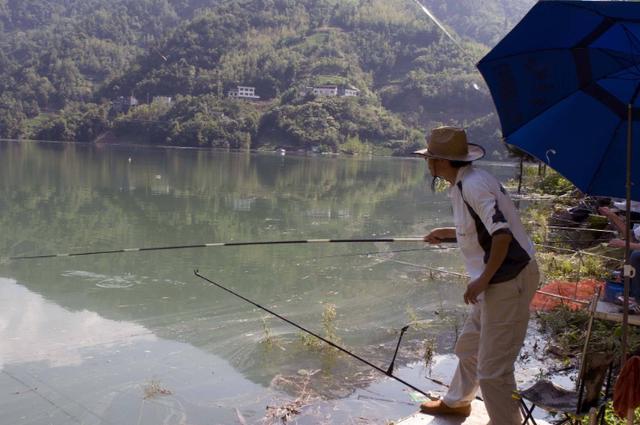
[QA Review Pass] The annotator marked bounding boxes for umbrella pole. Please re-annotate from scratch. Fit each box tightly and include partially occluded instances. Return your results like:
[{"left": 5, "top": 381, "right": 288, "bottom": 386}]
[{"left": 622, "top": 104, "right": 633, "bottom": 369}]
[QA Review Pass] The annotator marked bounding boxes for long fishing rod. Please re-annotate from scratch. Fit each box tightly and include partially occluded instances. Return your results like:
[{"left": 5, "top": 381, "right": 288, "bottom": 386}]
[
  {"left": 8, "top": 237, "right": 435, "bottom": 261},
  {"left": 193, "top": 270, "right": 447, "bottom": 399}
]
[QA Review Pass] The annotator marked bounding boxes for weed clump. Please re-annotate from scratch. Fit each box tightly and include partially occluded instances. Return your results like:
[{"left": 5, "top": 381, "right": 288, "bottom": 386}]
[
  {"left": 537, "top": 303, "right": 640, "bottom": 359},
  {"left": 143, "top": 379, "right": 172, "bottom": 399},
  {"left": 260, "top": 316, "right": 281, "bottom": 349},
  {"left": 298, "top": 303, "right": 341, "bottom": 352}
]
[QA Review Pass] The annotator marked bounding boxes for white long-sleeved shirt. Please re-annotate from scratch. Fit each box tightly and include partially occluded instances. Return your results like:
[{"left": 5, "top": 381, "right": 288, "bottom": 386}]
[{"left": 450, "top": 165, "right": 535, "bottom": 283}]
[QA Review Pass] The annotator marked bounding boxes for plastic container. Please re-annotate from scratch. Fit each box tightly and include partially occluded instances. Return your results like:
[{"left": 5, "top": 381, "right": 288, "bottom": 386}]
[{"left": 604, "top": 280, "right": 624, "bottom": 303}]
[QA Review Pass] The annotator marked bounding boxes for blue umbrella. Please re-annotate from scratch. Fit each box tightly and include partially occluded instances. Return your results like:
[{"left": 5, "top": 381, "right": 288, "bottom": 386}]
[
  {"left": 478, "top": 0, "right": 640, "bottom": 200},
  {"left": 477, "top": 0, "right": 640, "bottom": 365}
]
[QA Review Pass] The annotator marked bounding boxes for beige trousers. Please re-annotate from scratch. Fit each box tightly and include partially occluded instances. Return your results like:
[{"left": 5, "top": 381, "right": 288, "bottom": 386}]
[{"left": 443, "top": 261, "right": 540, "bottom": 425}]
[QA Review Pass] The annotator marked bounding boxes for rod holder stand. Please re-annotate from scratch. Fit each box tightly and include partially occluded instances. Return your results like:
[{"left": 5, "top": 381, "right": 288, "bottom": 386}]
[{"left": 386, "top": 325, "right": 410, "bottom": 376}]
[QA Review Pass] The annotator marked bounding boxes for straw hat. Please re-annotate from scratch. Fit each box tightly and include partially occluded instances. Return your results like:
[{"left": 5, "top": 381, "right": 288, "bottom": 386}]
[{"left": 413, "top": 126, "right": 485, "bottom": 162}]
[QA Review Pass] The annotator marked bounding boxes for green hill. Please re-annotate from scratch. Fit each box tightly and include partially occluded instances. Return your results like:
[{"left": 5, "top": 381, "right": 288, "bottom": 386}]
[{"left": 0, "top": 0, "right": 535, "bottom": 157}]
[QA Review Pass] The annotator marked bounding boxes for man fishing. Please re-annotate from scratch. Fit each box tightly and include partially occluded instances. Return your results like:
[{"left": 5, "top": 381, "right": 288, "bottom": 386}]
[{"left": 415, "top": 127, "right": 539, "bottom": 424}]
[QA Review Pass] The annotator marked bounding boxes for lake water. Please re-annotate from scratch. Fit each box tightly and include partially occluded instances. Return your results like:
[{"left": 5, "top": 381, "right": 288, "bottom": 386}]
[{"left": 0, "top": 142, "right": 518, "bottom": 424}]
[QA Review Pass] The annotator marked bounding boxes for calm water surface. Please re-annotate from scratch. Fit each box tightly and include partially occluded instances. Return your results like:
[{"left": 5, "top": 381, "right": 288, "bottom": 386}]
[{"left": 0, "top": 142, "right": 517, "bottom": 424}]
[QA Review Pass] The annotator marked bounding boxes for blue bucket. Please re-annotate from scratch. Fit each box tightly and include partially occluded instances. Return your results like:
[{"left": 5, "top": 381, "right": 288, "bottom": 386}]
[{"left": 604, "top": 280, "right": 624, "bottom": 303}]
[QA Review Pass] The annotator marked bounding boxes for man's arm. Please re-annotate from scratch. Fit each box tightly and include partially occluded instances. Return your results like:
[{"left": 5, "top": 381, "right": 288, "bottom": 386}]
[
  {"left": 608, "top": 238, "right": 640, "bottom": 250},
  {"left": 599, "top": 207, "right": 628, "bottom": 237},
  {"left": 463, "top": 232, "right": 512, "bottom": 304}
]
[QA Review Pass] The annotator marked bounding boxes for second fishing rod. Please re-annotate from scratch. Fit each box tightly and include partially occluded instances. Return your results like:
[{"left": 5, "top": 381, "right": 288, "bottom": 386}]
[{"left": 194, "top": 269, "right": 477, "bottom": 401}]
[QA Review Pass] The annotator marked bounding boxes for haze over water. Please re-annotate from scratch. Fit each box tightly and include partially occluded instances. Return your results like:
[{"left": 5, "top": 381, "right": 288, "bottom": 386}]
[{"left": 0, "top": 141, "right": 517, "bottom": 424}]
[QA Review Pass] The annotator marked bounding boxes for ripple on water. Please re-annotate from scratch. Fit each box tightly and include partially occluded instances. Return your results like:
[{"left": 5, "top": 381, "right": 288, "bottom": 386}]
[
  {"left": 61, "top": 270, "right": 186, "bottom": 288},
  {"left": 62, "top": 270, "right": 137, "bottom": 288}
]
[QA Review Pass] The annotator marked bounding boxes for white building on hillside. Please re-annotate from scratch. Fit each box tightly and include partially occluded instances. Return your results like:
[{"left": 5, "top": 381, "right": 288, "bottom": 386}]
[
  {"left": 342, "top": 85, "right": 360, "bottom": 97},
  {"left": 311, "top": 85, "right": 338, "bottom": 97},
  {"left": 152, "top": 96, "right": 172, "bottom": 105},
  {"left": 111, "top": 96, "right": 139, "bottom": 113},
  {"left": 306, "top": 84, "right": 360, "bottom": 97},
  {"left": 228, "top": 85, "right": 260, "bottom": 99}
]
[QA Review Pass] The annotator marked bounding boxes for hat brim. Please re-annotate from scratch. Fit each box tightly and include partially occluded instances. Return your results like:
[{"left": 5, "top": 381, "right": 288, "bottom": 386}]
[{"left": 413, "top": 143, "right": 485, "bottom": 162}]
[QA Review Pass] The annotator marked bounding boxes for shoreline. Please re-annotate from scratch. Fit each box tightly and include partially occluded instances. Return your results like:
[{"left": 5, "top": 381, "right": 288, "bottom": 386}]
[{"left": 0, "top": 138, "right": 519, "bottom": 166}]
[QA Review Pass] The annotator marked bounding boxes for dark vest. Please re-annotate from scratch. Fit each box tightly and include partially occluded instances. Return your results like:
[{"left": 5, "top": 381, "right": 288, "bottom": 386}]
[{"left": 457, "top": 181, "right": 530, "bottom": 283}]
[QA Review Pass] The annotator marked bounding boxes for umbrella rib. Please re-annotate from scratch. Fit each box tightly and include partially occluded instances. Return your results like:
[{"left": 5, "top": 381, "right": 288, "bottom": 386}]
[
  {"left": 495, "top": 60, "right": 640, "bottom": 139},
  {"left": 585, "top": 119, "right": 625, "bottom": 196},
  {"left": 600, "top": 45, "right": 640, "bottom": 77},
  {"left": 633, "top": 83, "right": 640, "bottom": 104},
  {"left": 601, "top": 47, "right": 640, "bottom": 79},
  {"left": 479, "top": 47, "right": 640, "bottom": 66},
  {"left": 608, "top": 76, "right": 640, "bottom": 82},
  {"left": 564, "top": 1, "right": 640, "bottom": 24},
  {"left": 623, "top": 26, "right": 640, "bottom": 76}
]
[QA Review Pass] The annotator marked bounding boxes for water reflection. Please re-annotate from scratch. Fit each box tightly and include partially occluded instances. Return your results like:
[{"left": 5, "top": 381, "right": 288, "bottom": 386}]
[
  {"left": 0, "top": 142, "right": 433, "bottom": 258},
  {"left": 0, "top": 277, "right": 271, "bottom": 425},
  {"left": 0, "top": 277, "right": 155, "bottom": 368}
]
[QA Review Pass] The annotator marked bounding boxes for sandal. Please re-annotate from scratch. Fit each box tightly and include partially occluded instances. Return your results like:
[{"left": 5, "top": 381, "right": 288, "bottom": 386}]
[
  {"left": 615, "top": 295, "right": 637, "bottom": 306},
  {"left": 616, "top": 296, "right": 640, "bottom": 314}
]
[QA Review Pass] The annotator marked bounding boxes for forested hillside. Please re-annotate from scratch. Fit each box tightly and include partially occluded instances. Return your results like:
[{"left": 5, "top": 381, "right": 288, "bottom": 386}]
[{"left": 0, "top": 0, "right": 535, "bottom": 157}]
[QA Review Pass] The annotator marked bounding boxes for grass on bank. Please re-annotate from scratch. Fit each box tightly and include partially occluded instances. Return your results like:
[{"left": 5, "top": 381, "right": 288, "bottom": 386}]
[{"left": 514, "top": 163, "right": 640, "bottom": 423}]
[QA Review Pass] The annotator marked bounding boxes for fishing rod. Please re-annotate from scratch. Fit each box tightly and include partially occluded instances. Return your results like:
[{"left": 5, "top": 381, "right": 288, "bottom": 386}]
[
  {"left": 193, "top": 270, "right": 448, "bottom": 399},
  {"left": 387, "top": 325, "right": 409, "bottom": 376},
  {"left": 8, "top": 237, "right": 437, "bottom": 261}
]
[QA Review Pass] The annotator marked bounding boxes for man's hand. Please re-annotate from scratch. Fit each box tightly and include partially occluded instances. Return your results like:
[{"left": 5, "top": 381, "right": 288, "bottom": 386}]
[
  {"left": 598, "top": 206, "right": 616, "bottom": 218},
  {"left": 463, "top": 232, "right": 512, "bottom": 305},
  {"left": 464, "top": 277, "right": 490, "bottom": 304},
  {"left": 608, "top": 238, "right": 626, "bottom": 248},
  {"left": 424, "top": 227, "right": 456, "bottom": 244}
]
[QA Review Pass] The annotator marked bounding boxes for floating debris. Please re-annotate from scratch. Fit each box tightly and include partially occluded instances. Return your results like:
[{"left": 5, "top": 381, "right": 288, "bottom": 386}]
[{"left": 143, "top": 379, "right": 172, "bottom": 399}]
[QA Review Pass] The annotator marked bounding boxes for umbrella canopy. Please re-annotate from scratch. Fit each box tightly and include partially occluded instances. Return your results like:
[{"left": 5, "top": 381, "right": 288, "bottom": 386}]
[{"left": 477, "top": 0, "right": 640, "bottom": 200}]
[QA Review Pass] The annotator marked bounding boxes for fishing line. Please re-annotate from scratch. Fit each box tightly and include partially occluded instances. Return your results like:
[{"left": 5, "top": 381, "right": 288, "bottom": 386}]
[
  {"left": 412, "top": 0, "right": 481, "bottom": 89},
  {"left": 193, "top": 270, "right": 444, "bottom": 399},
  {"left": 356, "top": 394, "right": 415, "bottom": 406},
  {"left": 540, "top": 236, "right": 613, "bottom": 245},
  {"left": 412, "top": 0, "right": 461, "bottom": 50},
  {"left": 2, "top": 370, "right": 84, "bottom": 424},
  {"left": 546, "top": 214, "right": 640, "bottom": 227},
  {"left": 534, "top": 243, "right": 622, "bottom": 262},
  {"left": 2, "top": 368, "right": 114, "bottom": 425},
  {"left": 310, "top": 246, "right": 456, "bottom": 261},
  {"left": 545, "top": 225, "right": 617, "bottom": 234},
  {"left": 7, "top": 237, "right": 429, "bottom": 261},
  {"left": 390, "top": 259, "right": 468, "bottom": 279}
]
